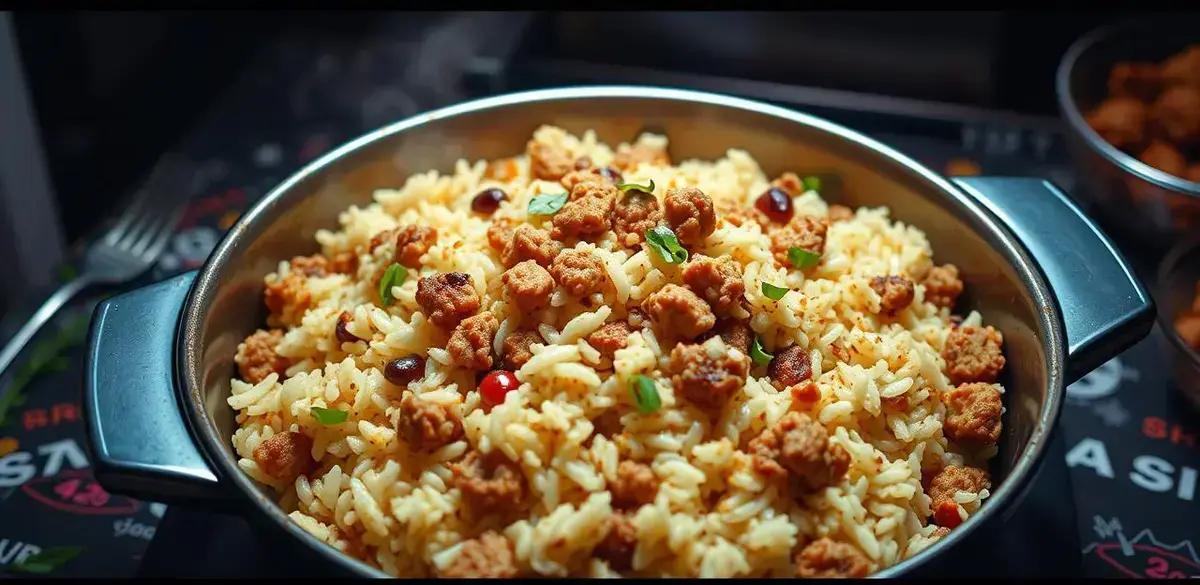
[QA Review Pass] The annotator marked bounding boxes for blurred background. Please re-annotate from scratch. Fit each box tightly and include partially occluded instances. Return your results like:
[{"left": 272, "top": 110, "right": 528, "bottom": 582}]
[{"left": 0, "top": 10, "right": 1132, "bottom": 319}]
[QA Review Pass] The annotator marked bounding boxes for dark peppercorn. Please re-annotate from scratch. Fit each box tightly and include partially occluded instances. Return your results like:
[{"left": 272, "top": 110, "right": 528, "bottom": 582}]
[
  {"left": 385, "top": 355, "right": 425, "bottom": 386},
  {"left": 335, "top": 311, "right": 363, "bottom": 344},
  {"left": 471, "top": 188, "right": 508, "bottom": 214}
]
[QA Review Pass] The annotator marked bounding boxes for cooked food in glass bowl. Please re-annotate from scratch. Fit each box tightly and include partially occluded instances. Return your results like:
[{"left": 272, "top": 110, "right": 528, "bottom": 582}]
[
  {"left": 84, "top": 87, "right": 1153, "bottom": 579},
  {"left": 226, "top": 125, "right": 1008, "bottom": 577},
  {"left": 1084, "top": 44, "right": 1200, "bottom": 182},
  {"left": 1158, "top": 236, "right": 1200, "bottom": 410}
]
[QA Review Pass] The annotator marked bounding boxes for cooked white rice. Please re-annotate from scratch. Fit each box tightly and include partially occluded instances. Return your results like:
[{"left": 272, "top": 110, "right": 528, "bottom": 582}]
[{"left": 227, "top": 125, "right": 998, "bottom": 577}]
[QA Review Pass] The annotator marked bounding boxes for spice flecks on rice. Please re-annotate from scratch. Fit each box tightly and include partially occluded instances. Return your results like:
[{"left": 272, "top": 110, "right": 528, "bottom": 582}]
[{"left": 227, "top": 125, "right": 1003, "bottom": 577}]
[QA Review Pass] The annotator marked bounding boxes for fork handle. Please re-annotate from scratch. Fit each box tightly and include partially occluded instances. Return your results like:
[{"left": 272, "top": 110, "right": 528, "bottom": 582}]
[{"left": 0, "top": 276, "right": 93, "bottom": 378}]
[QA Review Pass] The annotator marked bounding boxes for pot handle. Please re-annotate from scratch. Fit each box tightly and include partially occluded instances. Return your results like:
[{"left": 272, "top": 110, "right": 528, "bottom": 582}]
[
  {"left": 84, "top": 270, "right": 234, "bottom": 508},
  {"left": 953, "top": 177, "right": 1154, "bottom": 383}
]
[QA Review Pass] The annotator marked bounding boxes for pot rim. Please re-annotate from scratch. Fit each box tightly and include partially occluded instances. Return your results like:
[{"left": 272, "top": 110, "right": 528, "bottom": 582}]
[
  {"left": 178, "top": 85, "right": 1066, "bottom": 578},
  {"left": 1055, "top": 19, "right": 1200, "bottom": 198}
]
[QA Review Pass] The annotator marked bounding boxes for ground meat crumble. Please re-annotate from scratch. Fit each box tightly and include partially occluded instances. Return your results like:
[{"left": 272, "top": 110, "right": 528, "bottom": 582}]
[
  {"left": 870, "top": 275, "right": 915, "bottom": 316},
  {"left": 550, "top": 249, "right": 609, "bottom": 297},
  {"left": 236, "top": 329, "right": 291, "bottom": 384},
  {"left": 416, "top": 272, "right": 480, "bottom": 328},
  {"left": 922, "top": 263, "right": 963, "bottom": 310},
  {"left": 682, "top": 255, "right": 745, "bottom": 316},
  {"left": 941, "top": 325, "right": 1005, "bottom": 385},
  {"left": 643, "top": 284, "right": 716, "bottom": 340},
  {"left": 770, "top": 215, "right": 829, "bottom": 267},
  {"left": 610, "top": 460, "right": 659, "bottom": 509},
  {"left": 942, "top": 382, "right": 1003, "bottom": 446},
  {"left": 586, "top": 321, "right": 634, "bottom": 360},
  {"left": 501, "top": 260, "right": 555, "bottom": 312},
  {"left": 747, "top": 411, "right": 850, "bottom": 493},
  {"left": 794, "top": 537, "right": 872, "bottom": 578},
  {"left": 612, "top": 190, "right": 661, "bottom": 248},
  {"left": 501, "top": 328, "right": 542, "bottom": 370},
  {"left": 450, "top": 450, "right": 527, "bottom": 515},
  {"left": 446, "top": 312, "right": 498, "bottom": 371},
  {"left": 252, "top": 431, "right": 315, "bottom": 484},
  {"left": 437, "top": 530, "right": 519, "bottom": 578},
  {"left": 393, "top": 225, "right": 437, "bottom": 268},
  {"left": 663, "top": 187, "right": 716, "bottom": 246},
  {"left": 502, "top": 224, "right": 562, "bottom": 268},
  {"left": 396, "top": 393, "right": 463, "bottom": 452},
  {"left": 668, "top": 338, "right": 751, "bottom": 412}
]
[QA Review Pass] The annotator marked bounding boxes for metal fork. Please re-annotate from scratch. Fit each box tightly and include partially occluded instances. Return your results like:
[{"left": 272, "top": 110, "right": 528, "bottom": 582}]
[{"left": 0, "top": 157, "right": 189, "bottom": 377}]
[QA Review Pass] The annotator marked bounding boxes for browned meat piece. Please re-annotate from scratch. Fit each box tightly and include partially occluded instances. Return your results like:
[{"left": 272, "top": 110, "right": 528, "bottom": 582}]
[
  {"left": 1177, "top": 310, "right": 1200, "bottom": 349},
  {"left": 794, "top": 538, "right": 872, "bottom": 578},
  {"left": 252, "top": 431, "right": 315, "bottom": 483},
  {"left": 928, "top": 465, "right": 990, "bottom": 509},
  {"left": 369, "top": 228, "right": 399, "bottom": 252},
  {"left": 610, "top": 460, "right": 659, "bottom": 509},
  {"left": 1108, "top": 61, "right": 1163, "bottom": 101},
  {"left": 236, "top": 329, "right": 292, "bottom": 384},
  {"left": 263, "top": 273, "right": 312, "bottom": 326},
  {"left": 942, "top": 325, "right": 1005, "bottom": 385},
  {"left": 289, "top": 254, "right": 329, "bottom": 277},
  {"left": 668, "top": 341, "right": 750, "bottom": 412},
  {"left": 447, "top": 312, "right": 499, "bottom": 371},
  {"left": 527, "top": 139, "right": 573, "bottom": 181},
  {"left": 698, "top": 318, "right": 753, "bottom": 355},
  {"left": 393, "top": 225, "right": 437, "bottom": 268},
  {"left": 560, "top": 167, "right": 621, "bottom": 191},
  {"left": 396, "top": 393, "right": 464, "bottom": 452},
  {"left": 613, "top": 142, "right": 670, "bottom": 171},
  {"left": 551, "top": 182, "right": 617, "bottom": 241},
  {"left": 437, "top": 530, "right": 519, "bottom": 578},
  {"left": 663, "top": 187, "right": 716, "bottom": 246},
  {"left": 747, "top": 412, "right": 850, "bottom": 493},
  {"left": 643, "top": 284, "right": 716, "bottom": 340},
  {"left": 719, "top": 200, "right": 769, "bottom": 229},
  {"left": 770, "top": 215, "right": 829, "bottom": 266},
  {"left": 586, "top": 321, "right": 634, "bottom": 360},
  {"left": 329, "top": 251, "right": 358, "bottom": 275},
  {"left": 550, "top": 249, "right": 609, "bottom": 297},
  {"left": 612, "top": 191, "right": 662, "bottom": 248},
  {"left": 501, "top": 260, "right": 555, "bottom": 312},
  {"left": 682, "top": 255, "right": 745, "bottom": 316},
  {"left": 595, "top": 513, "right": 637, "bottom": 572},
  {"left": 922, "top": 264, "right": 963, "bottom": 310},
  {"left": 486, "top": 218, "right": 516, "bottom": 253},
  {"left": 828, "top": 204, "right": 854, "bottom": 223},
  {"left": 943, "top": 383, "right": 1003, "bottom": 446},
  {"left": 416, "top": 272, "right": 480, "bottom": 328},
  {"left": 1162, "top": 45, "right": 1200, "bottom": 88},
  {"left": 771, "top": 172, "right": 805, "bottom": 195},
  {"left": 501, "top": 328, "right": 542, "bottom": 370},
  {"left": 502, "top": 224, "right": 562, "bottom": 268},
  {"left": 870, "top": 275, "right": 915, "bottom": 316},
  {"left": 1085, "top": 97, "right": 1148, "bottom": 151},
  {"left": 767, "top": 345, "right": 812, "bottom": 391},
  {"left": 1150, "top": 86, "right": 1200, "bottom": 148},
  {"left": 450, "top": 450, "right": 527, "bottom": 514},
  {"left": 1139, "top": 140, "right": 1188, "bottom": 177}
]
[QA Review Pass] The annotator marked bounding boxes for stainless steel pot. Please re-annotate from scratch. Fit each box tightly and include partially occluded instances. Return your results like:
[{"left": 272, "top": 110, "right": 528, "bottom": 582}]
[
  {"left": 1156, "top": 235, "right": 1200, "bottom": 411},
  {"left": 1056, "top": 19, "right": 1200, "bottom": 248},
  {"left": 84, "top": 86, "right": 1154, "bottom": 577}
]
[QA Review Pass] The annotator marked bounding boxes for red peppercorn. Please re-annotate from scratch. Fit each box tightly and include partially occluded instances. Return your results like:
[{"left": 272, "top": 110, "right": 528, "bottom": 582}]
[
  {"left": 479, "top": 370, "right": 519, "bottom": 406},
  {"left": 384, "top": 355, "right": 425, "bottom": 386},
  {"left": 335, "top": 311, "right": 363, "bottom": 344},
  {"left": 754, "top": 186, "right": 794, "bottom": 223},
  {"left": 471, "top": 187, "right": 508, "bottom": 214}
]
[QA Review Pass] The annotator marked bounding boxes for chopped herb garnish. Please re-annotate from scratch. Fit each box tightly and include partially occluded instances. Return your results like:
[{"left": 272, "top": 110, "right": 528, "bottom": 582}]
[
  {"left": 617, "top": 179, "right": 655, "bottom": 194},
  {"left": 802, "top": 175, "right": 821, "bottom": 192},
  {"left": 787, "top": 247, "right": 821, "bottom": 269},
  {"left": 311, "top": 406, "right": 349, "bottom": 425},
  {"left": 750, "top": 336, "right": 773, "bottom": 366},
  {"left": 761, "top": 282, "right": 789, "bottom": 301},
  {"left": 644, "top": 225, "right": 688, "bottom": 264},
  {"left": 11, "top": 546, "right": 84, "bottom": 574},
  {"left": 630, "top": 374, "right": 662, "bottom": 414},
  {"left": 378, "top": 263, "right": 408, "bottom": 307},
  {"left": 527, "top": 192, "right": 569, "bottom": 215}
]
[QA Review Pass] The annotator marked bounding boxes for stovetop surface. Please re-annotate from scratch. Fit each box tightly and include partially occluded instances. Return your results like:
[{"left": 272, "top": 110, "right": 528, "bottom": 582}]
[{"left": 1, "top": 20, "right": 1197, "bottom": 578}]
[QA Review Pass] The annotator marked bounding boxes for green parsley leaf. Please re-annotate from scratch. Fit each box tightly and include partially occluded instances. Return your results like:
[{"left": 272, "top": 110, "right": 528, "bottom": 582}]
[
  {"left": 802, "top": 175, "right": 821, "bottom": 192},
  {"left": 378, "top": 263, "right": 408, "bottom": 307},
  {"left": 644, "top": 225, "right": 688, "bottom": 264},
  {"left": 787, "top": 247, "right": 821, "bottom": 270},
  {"left": 750, "top": 336, "right": 773, "bottom": 366},
  {"left": 630, "top": 374, "right": 662, "bottom": 414},
  {"left": 311, "top": 406, "right": 349, "bottom": 425},
  {"left": 527, "top": 192, "right": 569, "bottom": 215},
  {"left": 617, "top": 179, "right": 654, "bottom": 194},
  {"left": 761, "top": 282, "right": 788, "bottom": 301}
]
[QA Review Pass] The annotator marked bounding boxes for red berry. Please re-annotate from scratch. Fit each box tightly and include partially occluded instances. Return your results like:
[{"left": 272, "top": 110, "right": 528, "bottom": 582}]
[
  {"left": 335, "top": 311, "right": 363, "bottom": 344},
  {"left": 479, "top": 370, "right": 519, "bottom": 405},
  {"left": 754, "top": 187, "right": 794, "bottom": 223}
]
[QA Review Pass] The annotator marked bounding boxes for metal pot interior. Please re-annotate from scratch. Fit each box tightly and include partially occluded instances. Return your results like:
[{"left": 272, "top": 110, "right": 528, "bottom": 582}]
[{"left": 178, "top": 87, "right": 1061, "bottom": 576}]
